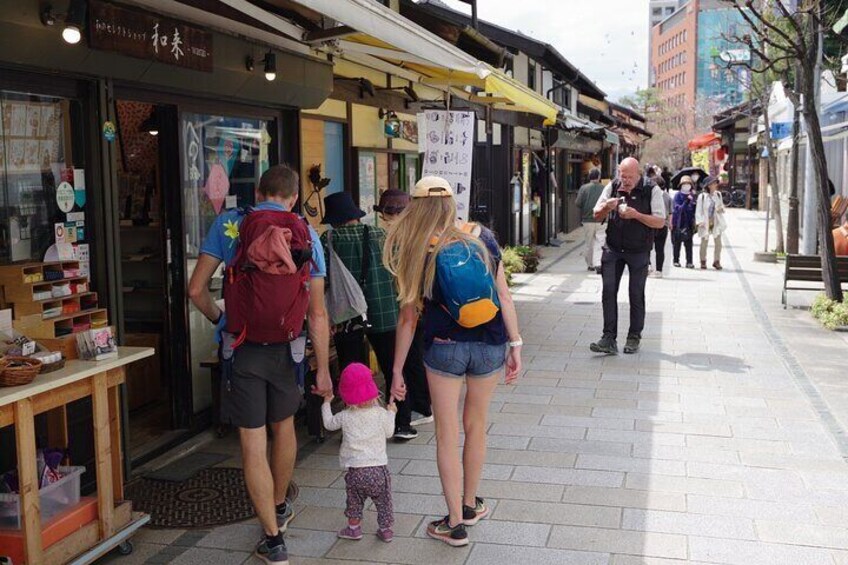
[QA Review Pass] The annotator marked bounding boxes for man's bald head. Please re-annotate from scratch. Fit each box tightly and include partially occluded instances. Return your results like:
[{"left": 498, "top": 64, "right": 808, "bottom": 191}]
[{"left": 618, "top": 157, "right": 641, "bottom": 191}]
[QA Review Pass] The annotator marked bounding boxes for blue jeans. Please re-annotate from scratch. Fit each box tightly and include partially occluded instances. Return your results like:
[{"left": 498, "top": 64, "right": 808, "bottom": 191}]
[{"left": 424, "top": 340, "right": 507, "bottom": 378}]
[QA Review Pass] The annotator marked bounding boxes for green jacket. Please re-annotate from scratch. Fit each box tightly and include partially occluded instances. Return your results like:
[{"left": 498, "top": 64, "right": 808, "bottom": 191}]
[
  {"left": 321, "top": 223, "right": 398, "bottom": 333},
  {"left": 576, "top": 182, "right": 605, "bottom": 223}
]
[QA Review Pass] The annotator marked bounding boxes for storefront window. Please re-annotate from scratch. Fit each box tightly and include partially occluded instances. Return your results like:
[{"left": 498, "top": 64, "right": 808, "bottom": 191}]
[
  {"left": 0, "top": 91, "right": 85, "bottom": 264},
  {"left": 179, "top": 112, "right": 273, "bottom": 413}
]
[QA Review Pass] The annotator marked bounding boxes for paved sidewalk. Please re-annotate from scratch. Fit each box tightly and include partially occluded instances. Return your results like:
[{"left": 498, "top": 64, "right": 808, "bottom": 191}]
[{"left": 102, "top": 214, "right": 848, "bottom": 565}]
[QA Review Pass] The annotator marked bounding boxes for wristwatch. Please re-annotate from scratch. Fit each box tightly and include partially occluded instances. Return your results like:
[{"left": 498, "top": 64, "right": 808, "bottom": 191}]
[{"left": 508, "top": 337, "right": 523, "bottom": 348}]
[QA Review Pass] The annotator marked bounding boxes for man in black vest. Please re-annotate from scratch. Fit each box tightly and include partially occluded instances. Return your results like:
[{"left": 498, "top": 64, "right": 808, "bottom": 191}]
[{"left": 590, "top": 158, "right": 667, "bottom": 354}]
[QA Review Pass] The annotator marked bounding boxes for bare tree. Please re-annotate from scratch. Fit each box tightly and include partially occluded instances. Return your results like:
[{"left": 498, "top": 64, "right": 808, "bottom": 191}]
[{"left": 721, "top": 0, "right": 843, "bottom": 301}]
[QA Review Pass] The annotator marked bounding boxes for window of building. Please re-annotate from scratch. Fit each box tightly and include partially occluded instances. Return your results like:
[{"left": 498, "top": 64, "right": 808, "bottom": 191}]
[
  {"left": 528, "top": 62, "right": 536, "bottom": 91},
  {"left": 653, "top": 7, "right": 662, "bottom": 15},
  {"left": 666, "top": 6, "right": 674, "bottom": 14},
  {"left": 0, "top": 90, "right": 86, "bottom": 264}
]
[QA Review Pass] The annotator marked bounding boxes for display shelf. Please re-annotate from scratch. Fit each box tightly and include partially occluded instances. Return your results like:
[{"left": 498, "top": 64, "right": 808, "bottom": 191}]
[
  {"left": 15, "top": 308, "right": 108, "bottom": 339},
  {"left": 11, "top": 292, "right": 98, "bottom": 320}
]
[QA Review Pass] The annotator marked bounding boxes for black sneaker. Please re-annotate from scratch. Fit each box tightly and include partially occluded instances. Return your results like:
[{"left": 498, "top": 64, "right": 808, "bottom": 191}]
[
  {"left": 394, "top": 425, "right": 418, "bottom": 441},
  {"left": 624, "top": 335, "right": 641, "bottom": 354},
  {"left": 590, "top": 336, "right": 618, "bottom": 354},
  {"left": 427, "top": 516, "right": 469, "bottom": 547},
  {"left": 275, "top": 497, "right": 295, "bottom": 532},
  {"left": 255, "top": 532, "right": 289, "bottom": 564},
  {"left": 462, "top": 497, "right": 489, "bottom": 526}
]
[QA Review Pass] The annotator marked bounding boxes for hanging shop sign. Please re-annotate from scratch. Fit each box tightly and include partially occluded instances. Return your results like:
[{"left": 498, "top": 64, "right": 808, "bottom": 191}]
[
  {"left": 89, "top": 0, "right": 214, "bottom": 72},
  {"left": 418, "top": 111, "right": 475, "bottom": 222}
]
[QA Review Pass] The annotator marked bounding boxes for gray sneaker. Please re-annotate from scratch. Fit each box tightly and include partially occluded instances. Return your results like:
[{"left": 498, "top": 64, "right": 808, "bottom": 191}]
[
  {"left": 590, "top": 336, "right": 618, "bottom": 354},
  {"left": 276, "top": 498, "right": 295, "bottom": 532},
  {"left": 255, "top": 535, "right": 289, "bottom": 564},
  {"left": 624, "top": 335, "right": 641, "bottom": 354}
]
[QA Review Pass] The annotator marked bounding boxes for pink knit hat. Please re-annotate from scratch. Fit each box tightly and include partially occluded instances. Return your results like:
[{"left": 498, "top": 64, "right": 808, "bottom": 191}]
[{"left": 338, "top": 363, "right": 380, "bottom": 406}]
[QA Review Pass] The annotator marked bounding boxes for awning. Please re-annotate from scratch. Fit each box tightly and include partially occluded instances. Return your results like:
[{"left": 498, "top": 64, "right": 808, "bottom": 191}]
[
  {"left": 289, "top": 0, "right": 558, "bottom": 124},
  {"left": 687, "top": 132, "right": 721, "bottom": 151},
  {"left": 558, "top": 113, "right": 604, "bottom": 133}
]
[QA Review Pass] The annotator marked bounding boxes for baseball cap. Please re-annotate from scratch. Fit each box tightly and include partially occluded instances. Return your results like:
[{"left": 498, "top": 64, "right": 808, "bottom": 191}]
[{"left": 412, "top": 176, "right": 453, "bottom": 198}]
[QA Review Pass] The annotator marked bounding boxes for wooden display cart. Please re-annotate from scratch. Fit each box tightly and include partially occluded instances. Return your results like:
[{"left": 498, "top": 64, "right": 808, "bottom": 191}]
[{"left": 0, "top": 347, "right": 154, "bottom": 564}]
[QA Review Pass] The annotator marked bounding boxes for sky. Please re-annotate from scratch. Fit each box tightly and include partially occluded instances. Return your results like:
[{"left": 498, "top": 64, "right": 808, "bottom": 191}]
[{"left": 437, "top": 0, "right": 650, "bottom": 102}]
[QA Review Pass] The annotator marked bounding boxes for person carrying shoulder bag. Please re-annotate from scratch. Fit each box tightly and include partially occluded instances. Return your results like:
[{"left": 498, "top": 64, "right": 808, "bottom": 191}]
[{"left": 320, "top": 192, "right": 418, "bottom": 440}]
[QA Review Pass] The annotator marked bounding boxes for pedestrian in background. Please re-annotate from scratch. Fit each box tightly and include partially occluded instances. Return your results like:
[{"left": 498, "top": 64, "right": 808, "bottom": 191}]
[
  {"left": 696, "top": 175, "right": 726, "bottom": 270},
  {"left": 652, "top": 174, "right": 673, "bottom": 278},
  {"left": 672, "top": 176, "right": 697, "bottom": 269},
  {"left": 590, "top": 158, "right": 666, "bottom": 355},
  {"left": 575, "top": 168, "right": 606, "bottom": 272},
  {"left": 374, "top": 189, "right": 432, "bottom": 427}
]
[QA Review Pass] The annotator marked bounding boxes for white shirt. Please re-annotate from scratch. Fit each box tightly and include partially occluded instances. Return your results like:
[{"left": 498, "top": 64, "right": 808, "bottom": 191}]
[
  {"left": 592, "top": 181, "right": 667, "bottom": 219},
  {"left": 322, "top": 403, "right": 396, "bottom": 469}
]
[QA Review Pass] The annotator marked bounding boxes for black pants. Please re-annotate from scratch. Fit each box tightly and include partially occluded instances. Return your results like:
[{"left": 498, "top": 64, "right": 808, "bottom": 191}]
[
  {"left": 334, "top": 329, "right": 412, "bottom": 428},
  {"left": 672, "top": 229, "right": 694, "bottom": 265},
  {"left": 601, "top": 249, "right": 650, "bottom": 340},
  {"left": 405, "top": 325, "right": 431, "bottom": 417},
  {"left": 653, "top": 226, "right": 669, "bottom": 271}
]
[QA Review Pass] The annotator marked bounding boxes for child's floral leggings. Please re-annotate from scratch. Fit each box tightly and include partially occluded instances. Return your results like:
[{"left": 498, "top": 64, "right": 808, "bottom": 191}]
[{"left": 344, "top": 465, "right": 393, "bottom": 529}]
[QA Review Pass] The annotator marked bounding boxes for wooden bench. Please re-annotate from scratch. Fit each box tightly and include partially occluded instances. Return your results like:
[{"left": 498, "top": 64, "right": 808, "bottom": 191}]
[{"left": 783, "top": 254, "right": 848, "bottom": 308}]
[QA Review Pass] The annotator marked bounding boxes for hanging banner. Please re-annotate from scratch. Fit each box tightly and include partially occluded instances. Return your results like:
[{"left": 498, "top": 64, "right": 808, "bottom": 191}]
[{"left": 418, "top": 110, "right": 475, "bottom": 222}]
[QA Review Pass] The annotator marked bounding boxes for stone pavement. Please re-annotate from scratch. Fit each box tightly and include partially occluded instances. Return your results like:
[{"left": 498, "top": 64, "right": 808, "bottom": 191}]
[{"left": 101, "top": 211, "right": 848, "bottom": 565}]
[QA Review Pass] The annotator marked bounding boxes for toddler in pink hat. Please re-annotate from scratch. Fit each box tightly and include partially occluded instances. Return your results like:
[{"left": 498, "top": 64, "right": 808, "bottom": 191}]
[{"left": 322, "top": 363, "right": 397, "bottom": 542}]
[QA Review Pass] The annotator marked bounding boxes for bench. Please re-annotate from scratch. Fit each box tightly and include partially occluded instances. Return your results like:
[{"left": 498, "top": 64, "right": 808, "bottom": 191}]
[{"left": 783, "top": 254, "right": 848, "bottom": 308}]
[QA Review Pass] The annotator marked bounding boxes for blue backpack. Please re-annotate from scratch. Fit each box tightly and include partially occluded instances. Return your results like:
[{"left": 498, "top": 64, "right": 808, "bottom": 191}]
[{"left": 435, "top": 237, "right": 501, "bottom": 328}]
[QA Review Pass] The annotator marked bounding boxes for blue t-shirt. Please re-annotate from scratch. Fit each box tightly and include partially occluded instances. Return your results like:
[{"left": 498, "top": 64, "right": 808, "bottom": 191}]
[
  {"left": 199, "top": 202, "right": 326, "bottom": 341},
  {"left": 422, "top": 227, "right": 508, "bottom": 348}
]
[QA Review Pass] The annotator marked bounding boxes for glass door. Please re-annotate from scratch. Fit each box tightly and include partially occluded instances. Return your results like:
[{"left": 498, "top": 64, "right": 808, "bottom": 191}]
[{"left": 178, "top": 112, "right": 274, "bottom": 418}]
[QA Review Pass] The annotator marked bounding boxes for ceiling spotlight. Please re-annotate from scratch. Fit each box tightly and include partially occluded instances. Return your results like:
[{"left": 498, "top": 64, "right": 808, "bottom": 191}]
[
  {"left": 263, "top": 52, "right": 276, "bottom": 82},
  {"left": 63, "top": 0, "right": 86, "bottom": 44},
  {"left": 141, "top": 110, "right": 159, "bottom": 136},
  {"left": 247, "top": 51, "right": 277, "bottom": 81},
  {"left": 41, "top": 0, "right": 86, "bottom": 45}
]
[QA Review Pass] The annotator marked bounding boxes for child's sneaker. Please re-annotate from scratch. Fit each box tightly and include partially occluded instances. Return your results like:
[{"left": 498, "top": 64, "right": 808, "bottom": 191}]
[
  {"left": 426, "top": 516, "right": 468, "bottom": 547},
  {"left": 337, "top": 524, "right": 363, "bottom": 540},
  {"left": 377, "top": 528, "right": 394, "bottom": 542},
  {"left": 462, "top": 497, "right": 489, "bottom": 526}
]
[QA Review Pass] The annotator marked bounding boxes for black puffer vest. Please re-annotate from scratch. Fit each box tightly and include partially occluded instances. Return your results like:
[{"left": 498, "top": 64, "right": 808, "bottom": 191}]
[{"left": 605, "top": 178, "right": 657, "bottom": 254}]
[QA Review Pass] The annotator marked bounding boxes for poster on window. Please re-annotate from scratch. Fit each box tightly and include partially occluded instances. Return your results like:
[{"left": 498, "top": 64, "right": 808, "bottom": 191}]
[{"left": 418, "top": 111, "right": 474, "bottom": 222}]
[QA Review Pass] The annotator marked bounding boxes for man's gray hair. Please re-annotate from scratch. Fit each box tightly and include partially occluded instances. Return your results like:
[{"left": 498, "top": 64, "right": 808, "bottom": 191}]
[{"left": 588, "top": 168, "right": 601, "bottom": 181}]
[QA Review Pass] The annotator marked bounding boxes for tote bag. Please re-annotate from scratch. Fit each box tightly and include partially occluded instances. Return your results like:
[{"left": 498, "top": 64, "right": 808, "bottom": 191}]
[{"left": 325, "top": 230, "right": 369, "bottom": 325}]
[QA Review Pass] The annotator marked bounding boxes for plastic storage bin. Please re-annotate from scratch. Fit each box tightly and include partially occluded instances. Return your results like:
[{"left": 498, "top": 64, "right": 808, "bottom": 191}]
[{"left": 0, "top": 466, "right": 85, "bottom": 529}]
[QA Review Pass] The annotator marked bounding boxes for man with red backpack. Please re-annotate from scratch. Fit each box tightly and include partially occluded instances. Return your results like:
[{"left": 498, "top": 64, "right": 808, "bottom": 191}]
[{"left": 189, "top": 164, "right": 330, "bottom": 565}]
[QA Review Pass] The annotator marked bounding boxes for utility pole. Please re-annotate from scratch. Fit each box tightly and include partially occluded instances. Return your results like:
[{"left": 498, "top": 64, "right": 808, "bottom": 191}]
[{"left": 786, "top": 67, "right": 801, "bottom": 254}]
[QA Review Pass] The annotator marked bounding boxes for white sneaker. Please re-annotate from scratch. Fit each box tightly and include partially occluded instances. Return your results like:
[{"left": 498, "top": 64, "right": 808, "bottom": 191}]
[
  {"left": 652, "top": 271, "right": 663, "bottom": 279},
  {"left": 410, "top": 411, "right": 434, "bottom": 426}
]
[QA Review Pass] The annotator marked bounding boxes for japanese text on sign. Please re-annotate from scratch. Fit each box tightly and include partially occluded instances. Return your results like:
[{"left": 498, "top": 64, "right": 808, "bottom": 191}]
[
  {"left": 418, "top": 111, "right": 475, "bottom": 222},
  {"left": 89, "top": 0, "right": 213, "bottom": 72}
]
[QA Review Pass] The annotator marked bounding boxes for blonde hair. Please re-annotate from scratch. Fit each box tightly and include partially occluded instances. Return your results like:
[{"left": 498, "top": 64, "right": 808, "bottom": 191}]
[
  {"left": 348, "top": 397, "right": 381, "bottom": 410},
  {"left": 383, "top": 196, "right": 490, "bottom": 308}
]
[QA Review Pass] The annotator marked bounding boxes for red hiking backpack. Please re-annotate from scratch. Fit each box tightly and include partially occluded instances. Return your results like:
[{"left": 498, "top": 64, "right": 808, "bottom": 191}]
[{"left": 224, "top": 208, "right": 314, "bottom": 345}]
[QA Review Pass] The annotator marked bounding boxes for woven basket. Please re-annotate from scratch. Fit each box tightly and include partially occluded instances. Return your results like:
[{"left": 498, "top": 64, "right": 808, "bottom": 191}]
[
  {"left": 0, "top": 356, "right": 43, "bottom": 387},
  {"left": 41, "top": 358, "right": 66, "bottom": 374}
]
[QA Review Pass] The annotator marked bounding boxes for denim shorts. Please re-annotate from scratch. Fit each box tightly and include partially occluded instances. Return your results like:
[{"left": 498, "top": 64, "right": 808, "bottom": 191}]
[{"left": 424, "top": 340, "right": 508, "bottom": 378}]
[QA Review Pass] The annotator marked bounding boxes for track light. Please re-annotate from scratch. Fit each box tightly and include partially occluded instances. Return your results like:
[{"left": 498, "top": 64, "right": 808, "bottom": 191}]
[
  {"left": 263, "top": 52, "right": 276, "bottom": 82},
  {"left": 246, "top": 51, "right": 277, "bottom": 81},
  {"left": 41, "top": 0, "right": 86, "bottom": 45}
]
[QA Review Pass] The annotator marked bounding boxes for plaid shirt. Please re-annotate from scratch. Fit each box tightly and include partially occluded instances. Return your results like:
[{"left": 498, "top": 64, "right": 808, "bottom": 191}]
[{"left": 321, "top": 224, "right": 398, "bottom": 334}]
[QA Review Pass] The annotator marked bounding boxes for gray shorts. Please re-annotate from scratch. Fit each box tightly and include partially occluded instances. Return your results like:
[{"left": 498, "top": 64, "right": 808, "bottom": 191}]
[
  {"left": 222, "top": 342, "right": 301, "bottom": 429},
  {"left": 424, "top": 341, "right": 507, "bottom": 378}
]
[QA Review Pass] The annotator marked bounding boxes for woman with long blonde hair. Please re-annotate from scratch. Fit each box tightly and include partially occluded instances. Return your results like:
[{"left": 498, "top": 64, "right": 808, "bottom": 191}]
[{"left": 384, "top": 176, "right": 523, "bottom": 547}]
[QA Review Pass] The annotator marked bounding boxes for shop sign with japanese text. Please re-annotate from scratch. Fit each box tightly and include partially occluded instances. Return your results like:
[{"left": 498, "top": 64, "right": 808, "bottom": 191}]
[{"left": 88, "top": 0, "right": 213, "bottom": 72}]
